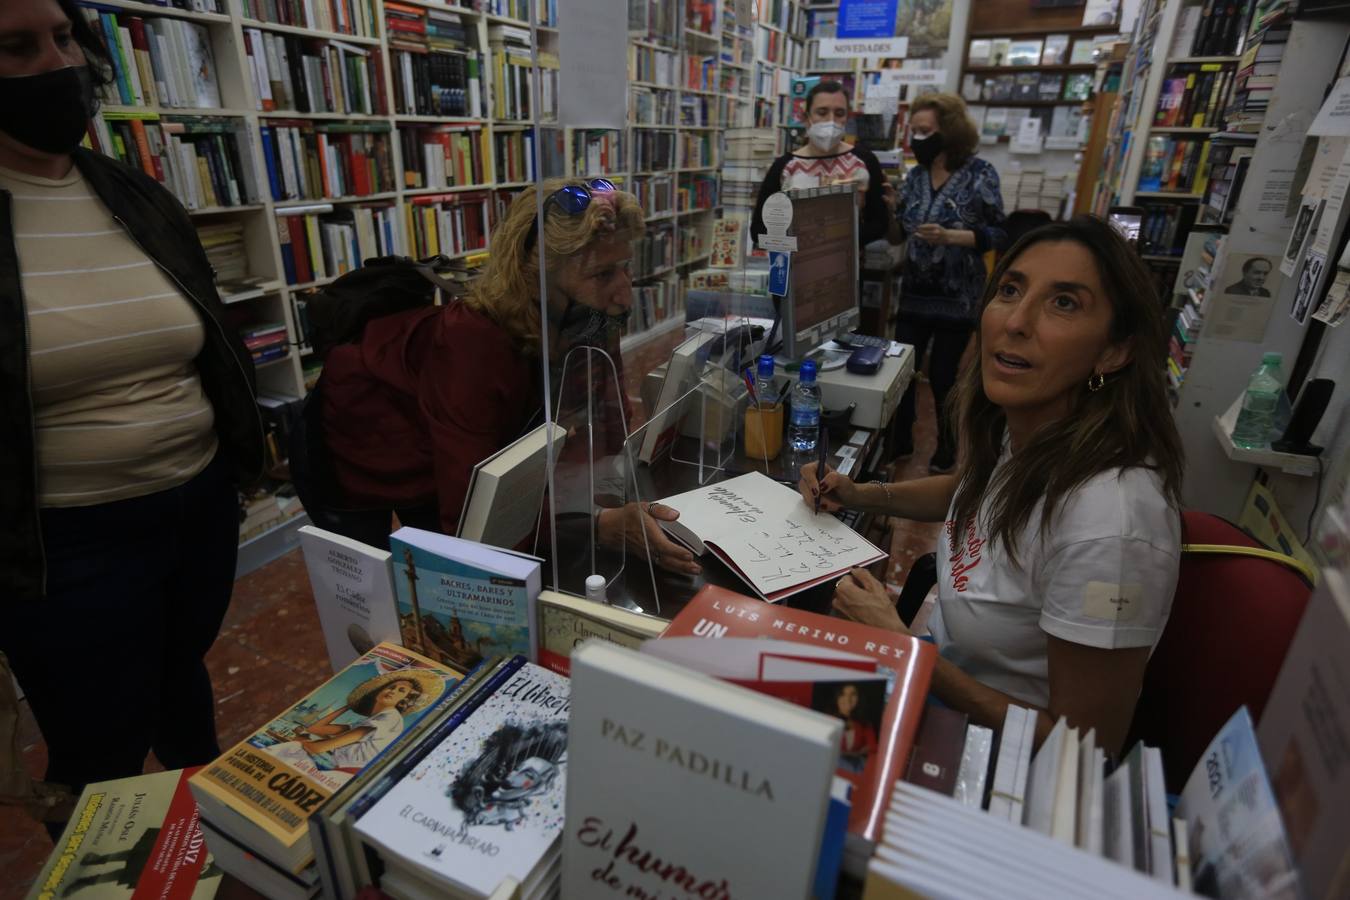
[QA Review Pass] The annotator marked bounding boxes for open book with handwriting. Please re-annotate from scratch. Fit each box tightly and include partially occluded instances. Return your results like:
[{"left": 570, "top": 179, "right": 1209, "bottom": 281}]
[{"left": 658, "top": 471, "right": 886, "bottom": 602}]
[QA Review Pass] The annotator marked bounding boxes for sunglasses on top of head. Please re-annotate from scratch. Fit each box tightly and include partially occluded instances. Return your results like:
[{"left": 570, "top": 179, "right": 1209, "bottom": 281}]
[{"left": 523, "top": 178, "right": 617, "bottom": 254}]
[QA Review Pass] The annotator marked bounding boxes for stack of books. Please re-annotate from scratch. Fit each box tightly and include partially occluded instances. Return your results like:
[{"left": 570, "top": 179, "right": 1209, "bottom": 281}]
[
  {"left": 239, "top": 0, "right": 376, "bottom": 39},
  {"left": 1223, "top": 22, "right": 1291, "bottom": 133},
  {"left": 723, "top": 127, "right": 777, "bottom": 211},
  {"left": 87, "top": 115, "right": 259, "bottom": 211},
  {"left": 385, "top": 3, "right": 483, "bottom": 118},
  {"left": 488, "top": 25, "right": 558, "bottom": 121},
  {"left": 404, "top": 192, "right": 493, "bottom": 258},
  {"left": 190, "top": 643, "right": 463, "bottom": 899},
  {"left": 869, "top": 703, "right": 1302, "bottom": 897},
  {"left": 195, "top": 221, "right": 258, "bottom": 297},
  {"left": 570, "top": 129, "right": 626, "bottom": 178},
  {"left": 351, "top": 658, "right": 570, "bottom": 899},
  {"left": 241, "top": 30, "right": 384, "bottom": 117},
  {"left": 258, "top": 121, "right": 396, "bottom": 202},
  {"left": 80, "top": 8, "right": 222, "bottom": 110},
  {"left": 276, "top": 204, "right": 403, "bottom": 286},
  {"left": 399, "top": 126, "right": 488, "bottom": 189},
  {"left": 493, "top": 130, "right": 538, "bottom": 184},
  {"left": 237, "top": 483, "right": 305, "bottom": 541},
  {"left": 241, "top": 321, "right": 289, "bottom": 367}
]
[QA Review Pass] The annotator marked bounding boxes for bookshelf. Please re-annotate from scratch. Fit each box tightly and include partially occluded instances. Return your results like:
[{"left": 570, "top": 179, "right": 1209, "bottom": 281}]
[
  {"left": 79, "top": 0, "right": 807, "bottom": 508},
  {"left": 83, "top": 0, "right": 565, "bottom": 407},
  {"left": 1089, "top": 0, "right": 1244, "bottom": 220},
  {"left": 1172, "top": 14, "right": 1350, "bottom": 522}
]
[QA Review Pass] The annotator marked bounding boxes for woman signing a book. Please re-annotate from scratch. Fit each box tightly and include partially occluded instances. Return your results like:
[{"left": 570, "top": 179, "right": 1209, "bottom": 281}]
[
  {"left": 314, "top": 179, "right": 700, "bottom": 575},
  {"left": 798, "top": 217, "right": 1184, "bottom": 756}
]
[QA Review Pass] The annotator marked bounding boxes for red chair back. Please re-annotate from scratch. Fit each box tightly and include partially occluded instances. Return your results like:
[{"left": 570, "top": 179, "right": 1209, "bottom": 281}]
[{"left": 1127, "top": 511, "right": 1312, "bottom": 793}]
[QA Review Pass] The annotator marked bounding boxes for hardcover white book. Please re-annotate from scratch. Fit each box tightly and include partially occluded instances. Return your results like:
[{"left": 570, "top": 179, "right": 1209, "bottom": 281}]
[
  {"left": 1172, "top": 818, "right": 1191, "bottom": 891},
  {"left": 1124, "top": 744, "right": 1151, "bottom": 873},
  {"left": 1102, "top": 762, "right": 1134, "bottom": 867},
  {"left": 987, "top": 705, "right": 1026, "bottom": 820},
  {"left": 457, "top": 422, "right": 566, "bottom": 552},
  {"left": 1051, "top": 726, "right": 1080, "bottom": 844},
  {"left": 873, "top": 782, "right": 1190, "bottom": 899},
  {"left": 1023, "top": 716, "right": 1067, "bottom": 834},
  {"left": 353, "top": 662, "right": 569, "bottom": 899},
  {"left": 298, "top": 526, "right": 403, "bottom": 673},
  {"left": 954, "top": 724, "right": 993, "bottom": 807},
  {"left": 563, "top": 641, "right": 842, "bottom": 900},
  {"left": 1144, "top": 747, "right": 1173, "bottom": 883},
  {"left": 1010, "top": 704, "right": 1036, "bottom": 822},
  {"left": 1076, "top": 729, "right": 1104, "bottom": 855}
]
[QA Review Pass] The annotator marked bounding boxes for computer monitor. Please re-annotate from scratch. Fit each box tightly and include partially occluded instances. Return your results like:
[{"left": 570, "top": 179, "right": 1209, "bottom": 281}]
[{"left": 779, "top": 184, "right": 860, "bottom": 361}]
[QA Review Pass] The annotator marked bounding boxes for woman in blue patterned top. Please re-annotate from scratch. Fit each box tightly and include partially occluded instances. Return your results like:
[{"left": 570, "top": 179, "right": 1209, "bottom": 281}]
[{"left": 894, "top": 93, "right": 1007, "bottom": 473}]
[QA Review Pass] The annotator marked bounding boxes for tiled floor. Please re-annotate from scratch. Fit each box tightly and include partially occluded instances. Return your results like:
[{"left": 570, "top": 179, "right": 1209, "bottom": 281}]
[{"left": 0, "top": 376, "right": 944, "bottom": 900}]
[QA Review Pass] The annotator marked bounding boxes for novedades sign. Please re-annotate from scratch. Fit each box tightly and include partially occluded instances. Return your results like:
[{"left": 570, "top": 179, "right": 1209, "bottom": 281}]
[{"left": 819, "top": 36, "right": 910, "bottom": 59}]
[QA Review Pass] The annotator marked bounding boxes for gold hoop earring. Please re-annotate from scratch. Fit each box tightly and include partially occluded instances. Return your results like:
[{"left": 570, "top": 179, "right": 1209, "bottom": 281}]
[{"left": 1088, "top": 372, "right": 1106, "bottom": 392}]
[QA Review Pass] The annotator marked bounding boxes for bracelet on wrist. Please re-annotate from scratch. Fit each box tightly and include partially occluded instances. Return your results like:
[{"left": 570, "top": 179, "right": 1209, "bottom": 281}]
[{"left": 869, "top": 480, "right": 893, "bottom": 509}]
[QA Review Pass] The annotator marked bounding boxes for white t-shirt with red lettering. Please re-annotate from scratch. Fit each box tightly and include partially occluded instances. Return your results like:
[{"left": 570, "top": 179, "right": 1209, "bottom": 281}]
[{"left": 928, "top": 461, "right": 1181, "bottom": 708}]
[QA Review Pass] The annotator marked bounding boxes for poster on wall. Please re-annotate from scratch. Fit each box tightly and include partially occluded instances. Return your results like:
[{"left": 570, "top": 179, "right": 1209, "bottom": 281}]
[
  {"left": 1203, "top": 252, "right": 1284, "bottom": 342},
  {"left": 1291, "top": 251, "right": 1328, "bottom": 325},
  {"left": 1281, "top": 198, "right": 1323, "bottom": 277},
  {"left": 895, "top": 0, "right": 954, "bottom": 59},
  {"left": 837, "top": 0, "right": 900, "bottom": 37}
]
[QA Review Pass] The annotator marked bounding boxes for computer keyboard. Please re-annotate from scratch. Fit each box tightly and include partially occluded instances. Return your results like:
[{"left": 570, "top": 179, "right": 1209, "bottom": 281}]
[{"left": 836, "top": 332, "right": 891, "bottom": 351}]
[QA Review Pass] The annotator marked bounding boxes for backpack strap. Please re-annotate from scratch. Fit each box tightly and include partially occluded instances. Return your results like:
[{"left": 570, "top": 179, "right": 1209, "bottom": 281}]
[{"left": 1180, "top": 543, "right": 1316, "bottom": 584}]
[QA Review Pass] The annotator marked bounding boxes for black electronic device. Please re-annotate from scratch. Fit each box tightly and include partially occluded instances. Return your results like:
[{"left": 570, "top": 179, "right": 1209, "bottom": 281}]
[
  {"left": 846, "top": 345, "right": 885, "bottom": 375},
  {"left": 836, "top": 331, "right": 891, "bottom": 351},
  {"left": 1273, "top": 378, "right": 1334, "bottom": 455}
]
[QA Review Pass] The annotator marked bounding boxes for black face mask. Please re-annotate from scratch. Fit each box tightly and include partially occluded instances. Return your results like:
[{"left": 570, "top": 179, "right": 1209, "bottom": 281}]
[
  {"left": 554, "top": 296, "right": 628, "bottom": 351},
  {"left": 0, "top": 66, "right": 96, "bottom": 155},
  {"left": 911, "top": 131, "right": 945, "bottom": 168}
]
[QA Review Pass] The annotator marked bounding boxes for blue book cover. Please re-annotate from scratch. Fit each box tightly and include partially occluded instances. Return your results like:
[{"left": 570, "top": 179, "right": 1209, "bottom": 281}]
[
  {"left": 259, "top": 126, "right": 282, "bottom": 201},
  {"left": 813, "top": 776, "right": 851, "bottom": 900},
  {"left": 389, "top": 527, "right": 542, "bottom": 674}
]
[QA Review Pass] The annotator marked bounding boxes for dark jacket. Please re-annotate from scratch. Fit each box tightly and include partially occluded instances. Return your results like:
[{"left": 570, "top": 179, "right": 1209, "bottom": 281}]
[
  {"left": 320, "top": 303, "right": 540, "bottom": 536},
  {"left": 1, "top": 148, "right": 266, "bottom": 600}
]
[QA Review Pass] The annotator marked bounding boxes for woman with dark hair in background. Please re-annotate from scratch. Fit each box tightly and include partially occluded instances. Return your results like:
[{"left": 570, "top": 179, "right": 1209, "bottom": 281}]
[
  {"left": 801, "top": 217, "right": 1185, "bottom": 756},
  {"left": 0, "top": 0, "right": 264, "bottom": 826},
  {"left": 751, "top": 80, "right": 891, "bottom": 245},
  {"left": 894, "top": 92, "right": 1008, "bottom": 473}
]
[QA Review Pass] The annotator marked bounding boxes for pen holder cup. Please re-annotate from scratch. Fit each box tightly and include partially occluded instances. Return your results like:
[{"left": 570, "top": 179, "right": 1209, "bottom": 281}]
[{"left": 744, "top": 403, "right": 784, "bottom": 462}]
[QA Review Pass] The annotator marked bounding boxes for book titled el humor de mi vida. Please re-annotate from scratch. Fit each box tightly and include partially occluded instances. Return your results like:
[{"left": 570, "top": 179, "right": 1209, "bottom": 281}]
[
  {"left": 188, "top": 643, "right": 460, "bottom": 874},
  {"left": 29, "top": 768, "right": 220, "bottom": 900},
  {"left": 389, "top": 527, "right": 543, "bottom": 674},
  {"left": 563, "top": 641, "right": 843, "bottom": 900},
  {"left": 353, "top": 661, "right": 571, "bottom": 898}
]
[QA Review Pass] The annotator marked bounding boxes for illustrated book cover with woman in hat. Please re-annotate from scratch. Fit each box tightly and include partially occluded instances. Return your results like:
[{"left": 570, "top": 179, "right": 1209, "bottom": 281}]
[{"left": 189, "top": 643, "right": 459, "bottom": 864}]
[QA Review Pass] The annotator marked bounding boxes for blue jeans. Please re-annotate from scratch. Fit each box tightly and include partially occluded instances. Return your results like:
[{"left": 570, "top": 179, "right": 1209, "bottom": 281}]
[{"left": 2, "top": 451, "right": 238, "bottom": 807}]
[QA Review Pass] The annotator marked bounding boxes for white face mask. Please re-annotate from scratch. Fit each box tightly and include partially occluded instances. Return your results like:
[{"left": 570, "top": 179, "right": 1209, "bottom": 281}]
[{"left": 807, "top": 121, "right": 845, "bottom": 152}]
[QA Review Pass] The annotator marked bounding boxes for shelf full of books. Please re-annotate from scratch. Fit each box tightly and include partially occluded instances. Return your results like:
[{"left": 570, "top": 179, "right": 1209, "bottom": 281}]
[{"left": 79, "top": 0, "right": 569, "bottom": 414}]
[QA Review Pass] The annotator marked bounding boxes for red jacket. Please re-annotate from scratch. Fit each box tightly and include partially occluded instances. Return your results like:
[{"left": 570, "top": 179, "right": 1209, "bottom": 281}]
[{"left": 321, "top": 303, "right": 539, "bottom": 535}]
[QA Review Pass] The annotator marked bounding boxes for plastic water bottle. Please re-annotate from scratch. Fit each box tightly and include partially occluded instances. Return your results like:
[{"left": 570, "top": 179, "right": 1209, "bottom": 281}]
[
  {"left": 1232, "top": 352, "right": 1285, "bottom": 449},
  {"left": 789, "top": 360, "right": 822, "bottom": 452},
  {"left": 754, "top": 354, "right": 777, "bottom": 408}
]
